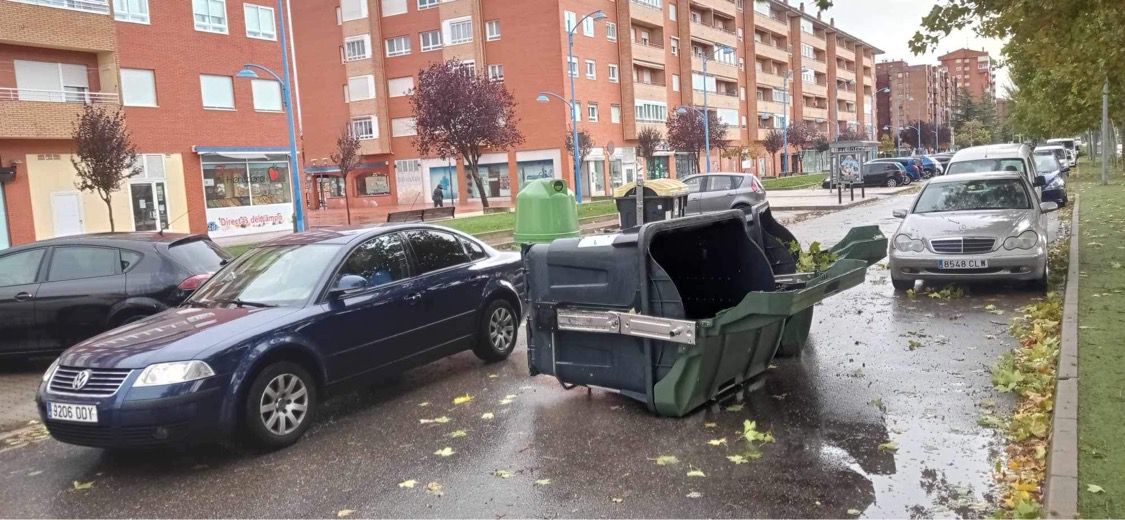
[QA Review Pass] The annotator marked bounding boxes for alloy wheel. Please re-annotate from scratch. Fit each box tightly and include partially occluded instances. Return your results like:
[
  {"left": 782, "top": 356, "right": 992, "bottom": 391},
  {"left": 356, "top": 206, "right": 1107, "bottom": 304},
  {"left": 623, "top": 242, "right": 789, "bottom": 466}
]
[
  {"left": 488, "top": 306, "right": 515, "bottom": 351},
  {"left": 259, "top": 373, "right": 309, "bottom": 436}
]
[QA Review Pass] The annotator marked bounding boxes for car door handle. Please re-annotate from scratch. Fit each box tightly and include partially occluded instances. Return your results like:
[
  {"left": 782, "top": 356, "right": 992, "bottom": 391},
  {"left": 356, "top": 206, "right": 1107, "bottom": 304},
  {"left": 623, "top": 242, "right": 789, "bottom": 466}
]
[
  {"left": 14, "top": 292, "right": 33, "bottom": 302},
  {"left": 405, "top": 292, "right": 423, "bottom": 305}
]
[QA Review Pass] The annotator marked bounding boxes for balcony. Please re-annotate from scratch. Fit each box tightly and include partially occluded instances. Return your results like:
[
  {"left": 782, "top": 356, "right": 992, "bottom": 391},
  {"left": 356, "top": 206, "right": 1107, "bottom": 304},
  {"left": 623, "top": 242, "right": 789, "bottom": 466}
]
[
  {"left": 755, "top": 40, "right": 789, "bottom": 62},
  {"left": 803, "top": 81, "right": 828, "bottom": 97},
  {"left": 757, "top": 127, "right": 782, "bottom": 140},
  {"left": 835, "top": 88, "right": 856, "bottom": 101},
  {"left": 630, "top": 0, "right": 665, "bottom": 26},
  {"left": 836, "top": 66, "right": 855, "bottom": 82},
  {"left": 835, "top": 44, "right": 854, "bottom": 61},
  {"left": 694, "top": 89, "right": 739, "bottom": 109},
  {"left": 756, "top": 71, "right": 786, "bottom": 88},
  {"left": 0, "top": 88, "right": 120, "bottom": 139},
  {"left": 0, "top": 0, "right": 116, "bottom": 51},
  {"left": 692, "top": 55, "right": 739, "bottom": 81},
  {"left": 838, "top": 109, "right": 857, "bottom": 121},
  {"left": 756, "top": 99, "right": 786, "bottom": 115},
  {"left": 692, "top": 0, "right": 738, "bottom": 18},
  {"left": 632, "top": 40, "right": 666, "bottom": 66},
  {"left": 633, "top": 80, "right": 668, "bottom": 101},
  {"left": 804, "top": 57, "right": 827, "bottom": 73},
  {"left": 690, "top": 21, "right": 738, "bottom": 47},
  {"left": 804, "top": 106, "right": 828, "bottom": 121},
  {"left": 754, "top": 13, "right": 789, "bottom": 35}
]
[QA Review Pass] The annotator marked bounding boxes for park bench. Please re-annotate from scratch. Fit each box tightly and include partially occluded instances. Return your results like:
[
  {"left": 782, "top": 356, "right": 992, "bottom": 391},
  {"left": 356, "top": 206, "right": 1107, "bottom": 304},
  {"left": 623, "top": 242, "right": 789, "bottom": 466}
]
[{"left": 385, "top": 206, "right": 456, "bottom": 223}]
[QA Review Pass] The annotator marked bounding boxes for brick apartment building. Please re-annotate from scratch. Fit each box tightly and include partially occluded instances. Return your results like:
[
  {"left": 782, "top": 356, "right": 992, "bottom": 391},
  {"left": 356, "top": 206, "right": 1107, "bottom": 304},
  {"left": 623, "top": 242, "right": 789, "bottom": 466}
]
[
  {"left": 290, "top": 0, "right": 882, "bottom": 209},
  {"left": 0, "top": 0, "right": 292, "bottom": 247},
  {"left": 875, "top": 59, "right": 953, "bottom": 149},
  {"left": 938, "top": 47, "right": 995, "bottom": 102}
]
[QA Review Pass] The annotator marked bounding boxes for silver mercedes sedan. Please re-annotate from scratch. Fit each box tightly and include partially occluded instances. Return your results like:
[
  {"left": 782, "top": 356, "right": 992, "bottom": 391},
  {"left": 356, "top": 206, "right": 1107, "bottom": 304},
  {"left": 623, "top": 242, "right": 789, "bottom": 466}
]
[{"left": 888, "top": 171, "right": 1058, "bottom": 292}]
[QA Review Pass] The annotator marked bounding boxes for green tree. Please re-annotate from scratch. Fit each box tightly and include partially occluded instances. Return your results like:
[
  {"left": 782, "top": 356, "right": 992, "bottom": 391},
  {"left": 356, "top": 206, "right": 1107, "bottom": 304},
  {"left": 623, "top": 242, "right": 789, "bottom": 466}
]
[{"left": 960, "top": 120, "right": 992, "bottom": 147}]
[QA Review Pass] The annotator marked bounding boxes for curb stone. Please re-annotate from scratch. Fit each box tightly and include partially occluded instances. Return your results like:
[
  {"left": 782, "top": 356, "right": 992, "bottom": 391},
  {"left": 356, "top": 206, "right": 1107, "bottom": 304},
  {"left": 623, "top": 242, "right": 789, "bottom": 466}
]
[{"left": 1045, "top": 195, "right": 1080, "bottom": 519}]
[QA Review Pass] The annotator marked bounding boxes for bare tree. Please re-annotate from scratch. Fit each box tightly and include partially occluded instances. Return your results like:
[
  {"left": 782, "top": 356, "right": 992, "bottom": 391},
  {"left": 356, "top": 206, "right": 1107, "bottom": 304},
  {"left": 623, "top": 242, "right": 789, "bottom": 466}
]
[
  {"left": 71, "top": 105, "right": 141, "bottom": 232},
  {"left": 565, "top": 128, "right": 594, "bottom": 169},
  {"left": 665, "top": 110, "right": 729, "bottom": 175},
  {"left": 763, "top": 130, "right": 786, "bottom": 177},
  {"left": 330, "top": 126, "right": 362, "bottom": 225},
  {"left": 635, "top": 127, "right": 664, "bottom": 179},
  {"left": 410, "top": 59, "right": 524, "bottom": 208}
]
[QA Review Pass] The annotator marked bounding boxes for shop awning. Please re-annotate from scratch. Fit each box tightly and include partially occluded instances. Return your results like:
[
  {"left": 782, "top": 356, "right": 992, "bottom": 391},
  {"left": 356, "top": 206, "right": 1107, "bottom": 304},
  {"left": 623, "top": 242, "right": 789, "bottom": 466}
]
[{"left": 193, "top": 146, "right": 292, "bottom": 161}]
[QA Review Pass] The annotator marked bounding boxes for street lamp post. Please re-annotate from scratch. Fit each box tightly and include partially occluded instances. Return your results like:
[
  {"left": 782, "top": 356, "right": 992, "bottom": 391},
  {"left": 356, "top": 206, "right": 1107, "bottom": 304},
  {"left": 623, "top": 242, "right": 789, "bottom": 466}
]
[
  {"left": 563, "top": 9, "right": 607, "bottom": 203},
  {"left": 780, "top": 67, "right": 813, "bottom": 176},
  {"left": 688, "top": 44, "right": 733, "bottom": 174},
  {"left": 236, "top": 1, "right": 303, "bottom": 232}
]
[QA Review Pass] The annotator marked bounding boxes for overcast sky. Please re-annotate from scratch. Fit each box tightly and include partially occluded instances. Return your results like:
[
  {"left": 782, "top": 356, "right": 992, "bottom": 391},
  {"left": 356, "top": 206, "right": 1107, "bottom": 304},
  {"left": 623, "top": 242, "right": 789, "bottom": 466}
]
[{"left": 821, "top": 0, "right": 1011, "bottom": 94}]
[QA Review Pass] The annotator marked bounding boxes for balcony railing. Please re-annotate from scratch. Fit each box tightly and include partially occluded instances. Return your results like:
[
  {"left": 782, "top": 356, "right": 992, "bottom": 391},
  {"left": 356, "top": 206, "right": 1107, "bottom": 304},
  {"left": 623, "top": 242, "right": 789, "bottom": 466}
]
[
  {"left": 0, "top": 87, "right": 119, "bottom": 104},
  {"left": 9, "top": 0, "right": 109, "bottom": 14},
  {"left": 633, "top": 39, "right": 664, "bottom": 49},
  {"left": 692, "top": 20, "right": 737, "bottom": 35},
  {"left": 635, "top": 79, "right": 667, "bottom": 87},
  {"left": 631, "top": 0, "right": 662, "bottom": 11}
]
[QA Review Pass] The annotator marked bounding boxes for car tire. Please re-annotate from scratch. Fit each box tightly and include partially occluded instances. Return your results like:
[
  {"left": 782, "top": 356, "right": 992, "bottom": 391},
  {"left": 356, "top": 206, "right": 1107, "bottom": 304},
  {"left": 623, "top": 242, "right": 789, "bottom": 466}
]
[
  {"left": 244, "top": 361, "right": 317, "bottom": 449},
  {"left": 885, "top": 177, "right": 898, "bottom": 188},
  {"left": 891, "top": 277, "right": 914, "bottom": 291},
  {"left": 1029, "top": 264, "right": 1049, "bottom": 293},
  {"left": 472, "top": 299, "right": 518, "bottom": 362}
]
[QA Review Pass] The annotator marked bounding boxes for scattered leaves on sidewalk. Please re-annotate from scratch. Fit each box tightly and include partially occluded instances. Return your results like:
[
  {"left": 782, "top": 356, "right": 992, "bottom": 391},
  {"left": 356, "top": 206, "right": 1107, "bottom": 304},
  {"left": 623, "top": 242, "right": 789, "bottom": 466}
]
[
  {"left": 447, "top": 429, "right": 468, "bottom": 438},
  {"left": 452, "top": 394, "right": 474, "bottom": 405},
  {"left": 433, "top": 447, "right": 455, "bottom": 457},
  {"left": 424, "top": 482, "right": 444, "bottom": 496},
  {"left": 727, "top": 454, "right": 750, "bottom": 465},
  {"left": 652, "top": 455, "right": 679, "bottom": 466},
  {"left": 72, "top": 480, "right": 94, "bottom": 491},
  {"left": 739, "top": 420, "right": 775, "bottom": 445},
  {"left": 480, "top": 412, "right": 495, "bottom": 420},
  {"left": 493, "top": 470, "right": 513, "bottom": 479},
  {"left": 398, "top": 480, "right": 418, "bottom": 489},
  {"left": 706, "top": 438, "right": 728, "bottom": 446},
  {"left": 686, "top": 491, "right": 703, "bottom": 498},
  {"left": 908, "top": 339, "right": 923, "bottom": 351},
  {"left": 847, "top": 508, "right": 861, "bottom": 516},
  {"left": 703, "top": 422, "right": 718, "bottom": 429},
  {"left": 724, "top": 403, "right": 744, "bottom": 412},
  {"left": 336, "top": 509, "right": 355, "bottom": 518},
  {"left": 870, "top": 397, "right": 886, "bottom": 413},
  {"left": 686, "top": 467, "right": 706, "bottom": 478}
]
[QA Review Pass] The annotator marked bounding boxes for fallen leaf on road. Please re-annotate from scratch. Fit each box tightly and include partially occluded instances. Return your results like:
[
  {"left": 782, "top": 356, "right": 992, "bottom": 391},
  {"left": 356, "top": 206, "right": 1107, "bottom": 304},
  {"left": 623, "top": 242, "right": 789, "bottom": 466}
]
[
  {"left": 847, "top": 508, "right": 861, "bottom": 516},
  {"left": 418, "top": 402, "right": 430, "bottom": 407},
  {"left": 499, "top": 399, "right": 514, "bottom": 405},
  {"left": 448, "top": 429, "right": 468, "bottom": 438},
  {"left": 878, "top": 441, "right": 899, "bottom": 452},
  {"left": 534, "top": 479, "right": 551, "bottom": 486},
  {"left": 771, "top": 394, "right": 787, "bottom": 401},
  {"left": 653, "top": 455, "right": 679, "bottom": 466},
  {"left": 493, "top": 470, "right": 513, "bottom": 478},
  {"left": 434, "top": 447, "right": 455, "bottom": 457},
  {"left": 336, "top": 510, "right": 355, "bottom": 518},
  {"left": 480, "top": 412, "right": 495, "bottom": 420},
  {"left": 703, "top": 422, "right": 718, "bottom": 428},
  {"left": 725, "top": 403, "right": 744, "bottom": 412},
  {"left": 453, "top": 394, "right": 474, "bottom": 405},
  {"left": 686, "top": 491, "right": 703, "bottom": 498},
  {"left": 72, "top": 480, "right": 94, "bottom": 491},
  {"left": 706, "top": 438, "right": 727, "bottom": 446},
  {"left": 419, "top": 416, "right": 452, "bottom": 424},
  {"left": 611, "top": 497, "right": 623, "bottom": 504},
  {"left": 727, "top": 454, "right": 749, "bottom": 465},
  {"left": 1088, "top": 484, "right": 1105, "bottom": 494},
  {"left": 425, "top": 481, "right": 444, "bottom": 496},
  {"left": 398, "top": 480, "right": 418, "bottom": 488},
  {"left": 27, "top": 471, "right": 42, "bottom": 477},
  {"left": 686, "top": 467, "right": 706, "bottom": 478},
  {"left": 1112, "top": 262, "right": 1123, "bottom": 269},
  {"left": 488, "top": 374, "right": 499, "bottom": 379}
]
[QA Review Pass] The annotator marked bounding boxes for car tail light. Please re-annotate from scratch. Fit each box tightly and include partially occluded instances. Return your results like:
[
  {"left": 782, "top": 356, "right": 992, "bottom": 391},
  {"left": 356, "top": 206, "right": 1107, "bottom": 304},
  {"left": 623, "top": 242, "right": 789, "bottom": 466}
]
[
  {"left": 177, "top": 273, "right": 212, "bottom": 291},
  {"left": 750, "top": 180, "right": 761, "bottom": 193}
]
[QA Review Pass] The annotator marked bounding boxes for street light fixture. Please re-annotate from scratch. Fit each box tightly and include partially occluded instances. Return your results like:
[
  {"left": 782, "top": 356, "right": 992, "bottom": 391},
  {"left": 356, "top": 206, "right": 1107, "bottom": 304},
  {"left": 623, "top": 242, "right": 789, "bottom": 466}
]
[
  {"left": 686, "top": 44, "right": 734, "bottom": 174},
  {"left": 235, "top": 10, "right": 303, "bottom": 231},
  {"left": 563, "top": 9, "right": 607, "bottom": 203}
]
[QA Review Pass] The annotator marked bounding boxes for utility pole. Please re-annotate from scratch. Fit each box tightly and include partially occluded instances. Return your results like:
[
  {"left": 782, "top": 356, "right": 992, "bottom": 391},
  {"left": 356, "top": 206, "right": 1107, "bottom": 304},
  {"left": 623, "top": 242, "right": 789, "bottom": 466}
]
[{"left": 1102, "top": 77, "right": 1110, "bottom": 185}]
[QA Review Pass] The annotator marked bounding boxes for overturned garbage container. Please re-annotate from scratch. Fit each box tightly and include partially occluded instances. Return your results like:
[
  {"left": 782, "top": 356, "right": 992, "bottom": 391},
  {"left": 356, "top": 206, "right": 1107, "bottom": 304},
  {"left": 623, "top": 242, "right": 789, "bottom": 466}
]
[
  {"left": 613, "top": 179, "right": 689, "bottom": 229},
  {"left": 525, "top": 209, "right": 886, "bottom": 417}
]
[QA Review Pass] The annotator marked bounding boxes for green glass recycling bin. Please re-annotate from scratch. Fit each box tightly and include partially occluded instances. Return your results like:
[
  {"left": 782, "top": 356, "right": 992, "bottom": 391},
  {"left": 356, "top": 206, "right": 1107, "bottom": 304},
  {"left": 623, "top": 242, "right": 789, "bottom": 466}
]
[
  {"left": 513, "top": 179, "right": 580, "bottom": 245},
  {"left": 524, "top": 210, "right": 887, "bottom": 417}
]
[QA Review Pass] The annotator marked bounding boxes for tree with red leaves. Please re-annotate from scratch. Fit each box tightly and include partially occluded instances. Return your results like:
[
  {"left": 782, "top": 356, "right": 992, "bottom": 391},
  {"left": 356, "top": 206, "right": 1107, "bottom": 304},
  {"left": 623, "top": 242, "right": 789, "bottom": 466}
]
[
  {"left": 762, "top": 130, "right": 785, "bottom": 177},
  {"left": 665, "top": 110, "right": 729, "bottom": 175},
  {"left": 410, "top": 59, "right": 524, "bottom": 208},
  {"left": 71, "top": 105, "right": 141, "bottom": 232}
]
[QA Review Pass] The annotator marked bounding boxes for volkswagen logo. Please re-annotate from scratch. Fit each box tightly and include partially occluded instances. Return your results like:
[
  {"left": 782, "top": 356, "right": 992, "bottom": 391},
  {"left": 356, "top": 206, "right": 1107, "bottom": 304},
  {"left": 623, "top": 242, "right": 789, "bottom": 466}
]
[{"left": 72, "top": 370, "right": 92, "bottom": 391}]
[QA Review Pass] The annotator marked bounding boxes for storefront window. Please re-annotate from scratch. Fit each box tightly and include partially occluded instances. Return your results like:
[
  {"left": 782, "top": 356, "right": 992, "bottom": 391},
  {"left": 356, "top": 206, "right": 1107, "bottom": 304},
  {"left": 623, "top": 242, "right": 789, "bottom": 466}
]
[
  {"left": 517, "top": 160, "right": 554, "bottom": 189},
  {"left": 467, "top": 162, "right": 511, "bottom": 199},
  {"left": 675, "top": 153, "right": 696, "bottom": 177},
  {"left": 586, "top": 160, "right": 605, "bottom": 197},
  {"left": 646, "top": 156, "right": 669, "bottom": 179},
  {"left": 204, "top": 162, "right": 251, "bottom": 208},
  {"left": 610, "top": 159, "right": 624, "bottom": 188},
  {"left": 317, "top": 176, "right": 345, "bottom": 201},
  {"left": 248, "top": 162, "right": 291, "bottom": 205},
  {"left": 356, "top": 173, "right": 390, "bottom": 196},
  {"left": 429, "top": 166, "right": 458, "bottom": 201}
]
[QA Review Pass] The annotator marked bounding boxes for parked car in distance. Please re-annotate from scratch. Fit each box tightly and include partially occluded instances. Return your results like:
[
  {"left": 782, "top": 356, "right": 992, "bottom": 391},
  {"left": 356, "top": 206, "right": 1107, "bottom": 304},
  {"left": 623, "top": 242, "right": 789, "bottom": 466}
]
[
  {"left": 930, "top": 152, "right": 955, "bottom": 169},
  {"left": 0, "top": 233, "right": 230, "bottom": 360},
  {"left": 944, "top": 143, "right": 1042, "bottom": 197},
  {"left": 1033, "top": 153, "right": 1069, "bottom": 207},
  {"left": 1046, "top": 138, "right": 1079, "bottom": 161},
  {"left": 37, "top": 225, "right": 524, "bottom": 449},
  {"left": 922, "top": 155, "right": 946, "bottom": 176},
  {"left": 1036, "top": 145, "right": 1072, "bottom": 169},
  {"left": 869, "top": 157, "right": 931, "bottom": 181},
  {"left": 824, "top": 161, "right": 909, "bottom": 188},
  {"left": 681, "top": 173, "right": 766, "bottom": 213},
  {"left": 889, "top": 172, "right": 1056, "bottom": 292}
]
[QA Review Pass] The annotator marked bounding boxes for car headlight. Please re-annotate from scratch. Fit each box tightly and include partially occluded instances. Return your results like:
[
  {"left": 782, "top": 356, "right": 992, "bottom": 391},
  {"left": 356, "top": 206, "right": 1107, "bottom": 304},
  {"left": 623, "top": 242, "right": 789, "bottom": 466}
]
[
  {"left": 1003, "top": 230, "right": 1039, "bottom": 250},
  {"left": 42, "top": 359, "right": 60, "bottom": 383},
  {"left": 134, "top": 361, "right": 215, "bottom": 387},
  {"left": 893, "top": 234, "right": 924, "bottom": 252},
  {"left": 1047, "top": 176, "right": 1064, "bottom": 189}
]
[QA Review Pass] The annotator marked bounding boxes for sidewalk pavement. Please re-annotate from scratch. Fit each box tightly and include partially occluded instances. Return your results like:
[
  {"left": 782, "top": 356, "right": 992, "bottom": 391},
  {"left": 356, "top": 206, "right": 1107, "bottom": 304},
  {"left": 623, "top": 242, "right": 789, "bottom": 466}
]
[{"left": 765, "top": 185, "right": 916, "bottom": 211}]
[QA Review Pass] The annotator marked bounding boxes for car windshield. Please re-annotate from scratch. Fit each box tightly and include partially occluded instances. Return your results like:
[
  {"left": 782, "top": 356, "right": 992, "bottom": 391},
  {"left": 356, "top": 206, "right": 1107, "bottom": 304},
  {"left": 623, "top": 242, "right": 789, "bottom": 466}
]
[
  {"left": 913, "top": 178, "right": 1031, "bottom": 213},
  {"left": 946, "top": 158, "right": 1027, "bottom": 175},
  {"left": 189, "top": 244, "right": 340, "bottom": 307},
  {"left": 1034, "top": 154, "right": 1060, "bottom": 173}
]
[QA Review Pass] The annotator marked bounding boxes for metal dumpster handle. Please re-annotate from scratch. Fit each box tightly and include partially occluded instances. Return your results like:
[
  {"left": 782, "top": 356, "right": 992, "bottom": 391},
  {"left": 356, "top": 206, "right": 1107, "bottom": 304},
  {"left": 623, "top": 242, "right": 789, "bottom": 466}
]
[{"left": 556, "top": 308, "right": 697, "bottom": 346}]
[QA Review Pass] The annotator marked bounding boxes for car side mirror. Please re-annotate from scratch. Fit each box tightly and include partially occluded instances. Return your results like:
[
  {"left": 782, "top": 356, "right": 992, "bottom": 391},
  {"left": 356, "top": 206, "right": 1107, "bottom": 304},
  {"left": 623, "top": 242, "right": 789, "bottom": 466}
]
[
  {"left": 892, "top": 209, "right": 908, "bottom": 218},
  {"left": 328, "top": 275, "right": 368, "bottom": 300},
  {"left": 1033, "top": 175, "right": 1047, "bottom": 187},
  {"left": 1040, "top": 201, "right": 1059, "bottom": 213}
]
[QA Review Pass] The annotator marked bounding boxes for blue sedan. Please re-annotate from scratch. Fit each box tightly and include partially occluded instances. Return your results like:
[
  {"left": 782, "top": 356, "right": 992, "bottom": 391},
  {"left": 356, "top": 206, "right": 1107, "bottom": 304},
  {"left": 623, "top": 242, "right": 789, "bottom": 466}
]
[{"left": 36, "top": 225, "right": 524, "bottom": 449}]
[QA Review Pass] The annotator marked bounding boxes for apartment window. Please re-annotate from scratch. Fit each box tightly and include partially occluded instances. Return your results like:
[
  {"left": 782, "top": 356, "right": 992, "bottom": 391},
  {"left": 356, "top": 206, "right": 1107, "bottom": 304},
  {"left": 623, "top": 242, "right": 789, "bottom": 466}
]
[
  {"left": 344, "top": 34, "right": 371, "bottom": 60},
  {"left": 802, "top": 69, "right": 815, "bottom": 82},
  {"left": 611, "top": 104, "right": 621, "bottom": 124},
  {"left": 458, "top": 60, "right": 476, "bottom": 75},
  {"left": 244, "top": 4, "right": 276, "bottom": 40},
  {"left": 563, "top": 11, "right": 577, "bottom": 31},
  {"left": 488, "top": 64, "right": 504, "bottom": 81},
  {"left": 568, "top": 57, "right": 578, "bottom": 77},
  {"left": 753, "top": 0, "right": 769, "bottom": 15},
  {"left": 388, "top": 76, "right": 414, "bottom": 97},
  {"left": 672, "top": 74, "right": 680, "bottom": 92},
  {"left": 192, "top": 0, "right": 228, "bottom": 34},
  {"left": 391, "top": 117, "right": 416, "bottom": 137},
  {"left": 740, "top": 86, "right": 746, "bottom": 100},
  {"left": 113, "top": 0, "right": 149, "bottom": 23},
  {"left": 634, "top": 0, "right": 662, "bottom": 7},
  {"left": 800, "top": 19, "right": 814, "bottom": 34},
  {"left": 801, "top": 43, "right": 814, "bottom": 59},
  {"left": 347, "top": 75, "right": 376, "bottom": 101},
  {"left": 420, "top": 30, "right": 442, "bottom": 51},
  {"left": 445, "top": 17, "right": 472, "bottom": 45},
  {"left": 670, "top": 37, "right": 679, "bottom": 56},
  {"left": 418, "top": 0, "right": 438, "bottom": 8},
  {"left": 582, "top": 16, "right": 594, "bottom": 37},
  {"left": 341, "top": 0, "right": 367, "bottom": 20},
  {"left": 772, "top": 89, "right": 789, "bottom": 103},
  {"left": 386, "top": 35, "right": 411, "bottom": 57},
  {"left": 120, "top": 68, "right": 156, "bottom": 107},
  {"left": 251, "top": 79, "right": 282, "bottom": 111},
  {"left": 608, "top": 64, "right": 619, "bottom": 83},
  {"left": 585, "top": 59, "right": 596, "bottom": 80},
  {"left": 382, "top": 0, "right": 406, "bottom": 17},
  {"left": 587, "top": 102, "right": 599, "bottom": 122},
  {"left": 669, "top": 3, "right": 677, "bottom": 20},
  {"left": 607, "top": 22, "right": 617, "bottom": 41},
  {"left": 351, "top": 116, "right": 378, "bottom": 139},
  {"left": 199, "top": 74, "right": 234, "bottom": 109},
  {"left": 486, "top": 20, "right": 501, "bottom": 41},
  {"left": 635, "top": 100, "right": 667, "bottom": 122}
]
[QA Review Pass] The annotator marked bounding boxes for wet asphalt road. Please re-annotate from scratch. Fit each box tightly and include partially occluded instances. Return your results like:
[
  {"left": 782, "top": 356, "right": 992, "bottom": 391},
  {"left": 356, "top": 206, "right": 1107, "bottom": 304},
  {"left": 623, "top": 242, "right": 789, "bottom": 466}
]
[{"left": 0, "top": 192, "right": 1047, "bottom": 518}]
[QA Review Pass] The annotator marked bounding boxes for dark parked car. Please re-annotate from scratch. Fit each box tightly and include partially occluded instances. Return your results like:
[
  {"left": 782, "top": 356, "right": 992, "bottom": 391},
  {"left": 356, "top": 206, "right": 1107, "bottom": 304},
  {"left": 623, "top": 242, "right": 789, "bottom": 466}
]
[
  {"left": 861, "top": 162, "right": 910, "bottom": 187},
  {"left": 868, "top": 158, "right": 919, "bottom": 183},
  {"left": 0, "top": 233, "right": 230, "bottom": 360},
  {"left": 37, "top": 225, "right": 524, "bottom": 449},
  {"left": 1033, "top": 153, "right": 1069, "bottom": 206}
]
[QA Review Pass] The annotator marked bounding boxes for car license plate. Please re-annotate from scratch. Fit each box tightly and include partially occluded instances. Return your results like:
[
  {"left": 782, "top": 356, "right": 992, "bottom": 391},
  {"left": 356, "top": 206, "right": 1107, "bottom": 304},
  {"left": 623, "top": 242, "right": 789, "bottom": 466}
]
[
  {"left": 939, "top": 259, "right": 989, "bottom": 269},
  {"left": 47, "top": 402, "right": 98, "bottom": 423}
]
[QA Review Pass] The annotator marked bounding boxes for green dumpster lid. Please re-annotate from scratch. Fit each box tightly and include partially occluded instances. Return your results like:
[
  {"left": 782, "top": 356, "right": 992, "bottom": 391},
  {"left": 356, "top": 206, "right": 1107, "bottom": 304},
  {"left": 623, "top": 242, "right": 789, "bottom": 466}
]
[
  {"left": 612, "top": 178, "right": 690, "bottom": 198},
  {"left": 513, "top": 178, "right": 581, "bottom": 244}
]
